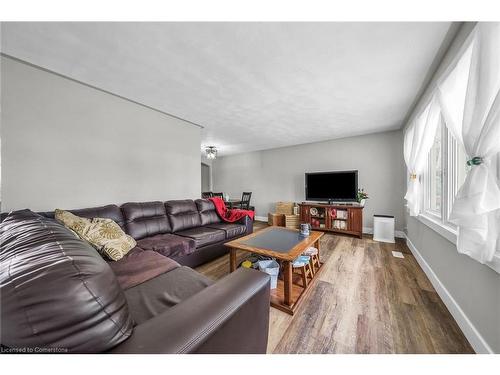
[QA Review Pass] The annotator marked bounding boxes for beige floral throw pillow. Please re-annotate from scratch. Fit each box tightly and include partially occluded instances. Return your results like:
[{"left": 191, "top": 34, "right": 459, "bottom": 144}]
[{"left": 55, "top": 209, "right": 136, "bottom": 261}]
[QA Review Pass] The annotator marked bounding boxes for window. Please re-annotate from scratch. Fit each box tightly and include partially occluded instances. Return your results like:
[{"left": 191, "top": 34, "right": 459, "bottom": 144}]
[
  {"left": 425, "top": 121, "right": 443, "bottom": 216},
  {"left": 421, "top": 118, "right": 469, "bottom": 229},
  {"left": 420, "top": 121, "right": 500, "bottom": 272},
  {"left": 416, "top": 24, "right": 500, "bottom": 272},
  {"left": 447, "top": 134, "right": 468, "bottom": 222},
  {"left": 456, "top": 146, "right": 468, "bottom": 192}
]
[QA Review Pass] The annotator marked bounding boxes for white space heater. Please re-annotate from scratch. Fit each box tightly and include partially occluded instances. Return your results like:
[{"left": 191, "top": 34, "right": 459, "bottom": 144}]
[{"left": 373, "top": 215, "right": 395, "bottom": 243}]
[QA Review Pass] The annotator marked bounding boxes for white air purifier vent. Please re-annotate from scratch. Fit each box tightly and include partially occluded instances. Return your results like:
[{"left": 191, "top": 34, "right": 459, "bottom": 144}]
[{"left": 373, "top": 215, "right": 395, "bottom": 243}]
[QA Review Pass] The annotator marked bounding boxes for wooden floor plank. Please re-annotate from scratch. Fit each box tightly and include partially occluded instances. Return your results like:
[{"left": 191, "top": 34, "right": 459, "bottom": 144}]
[{"left": 196, "top": 221, "right": 474, "bottom": 354}]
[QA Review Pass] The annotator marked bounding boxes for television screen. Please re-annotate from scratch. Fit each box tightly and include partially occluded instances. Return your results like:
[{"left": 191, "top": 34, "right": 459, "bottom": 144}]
[{"left": 305, "top": 171, "right": 358, "bottom": 201}]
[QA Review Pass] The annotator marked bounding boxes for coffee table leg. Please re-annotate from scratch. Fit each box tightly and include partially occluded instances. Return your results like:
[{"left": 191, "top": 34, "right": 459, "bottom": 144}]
[
  {"left": 283, "top": 260, "right": 292, "bottom": 306},
  {"left": 229, "top": 248, "right": 237, "bottom": 272}
]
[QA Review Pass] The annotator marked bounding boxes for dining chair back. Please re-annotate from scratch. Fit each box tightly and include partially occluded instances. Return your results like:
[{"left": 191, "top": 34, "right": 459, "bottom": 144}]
[
  {"left": 201, "top": 192, "right": 213, "bottom": 199},
  {"left": 239, "top": 192, "right": 252, "bottom": 210}
]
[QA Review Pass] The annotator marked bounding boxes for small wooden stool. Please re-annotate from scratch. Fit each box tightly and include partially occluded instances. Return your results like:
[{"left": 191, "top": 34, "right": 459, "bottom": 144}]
[
  {"left": 311, "top": 253, "right": 320, "bottom": 273},
  {"left": 303, "top": 247, "right": 321, "bottom": 274},
  {"left": 292, "top": 257, "right": 314, "bottom": 288}
]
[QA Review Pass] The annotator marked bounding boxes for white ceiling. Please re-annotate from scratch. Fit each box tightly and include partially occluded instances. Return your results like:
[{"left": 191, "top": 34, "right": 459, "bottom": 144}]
[{"left": 1, "top": 22, "right": 452, "bottom": 155}]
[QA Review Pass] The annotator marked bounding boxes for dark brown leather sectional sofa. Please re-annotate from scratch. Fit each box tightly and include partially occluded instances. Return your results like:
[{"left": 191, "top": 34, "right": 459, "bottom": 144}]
[
  {"left": 0, "top": 199, "right": 270, "bottom": 354},
  {"left": 41, "top": 199, "right": 253, "bottom": 268}
]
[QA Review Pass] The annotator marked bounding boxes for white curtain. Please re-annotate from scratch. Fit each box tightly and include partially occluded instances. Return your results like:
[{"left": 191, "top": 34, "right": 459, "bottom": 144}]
[
  {"left": 403, "top": 96, "right": 442, "bottom": 216},
  {"left": 437, "top": 23, "right": 500, "bottom": 263}
]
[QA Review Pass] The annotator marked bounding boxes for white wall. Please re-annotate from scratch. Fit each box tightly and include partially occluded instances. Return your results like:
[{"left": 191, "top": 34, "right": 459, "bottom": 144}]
[
  {"left": 402, "top": 22, "right": 500, "bottom": 353},
  {"left": 1, "top": 56, "right": 201, "bottom": 211},
  {"left": 406, "top": 215, "right": 500, "bottom": 353},
  {"left": 213, "top": 130, "right": 406, "bottom": 231}
]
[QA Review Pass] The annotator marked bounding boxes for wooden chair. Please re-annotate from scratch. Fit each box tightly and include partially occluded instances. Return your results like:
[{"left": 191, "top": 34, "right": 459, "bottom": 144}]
[
  {"left": 236, "top": 192, "right": 252, "bottom": 210},
  {"left": 201, "top": 191, "right": 213, "bottom": 199}
]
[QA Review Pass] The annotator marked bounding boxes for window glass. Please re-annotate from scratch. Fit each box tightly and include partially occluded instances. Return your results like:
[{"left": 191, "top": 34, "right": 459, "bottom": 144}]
[
  {"left": 456, "top": 144, "right": 468, "bottom": 195},
  {"left": 428, "top": 122, "right": 442, "bottom": 214}
]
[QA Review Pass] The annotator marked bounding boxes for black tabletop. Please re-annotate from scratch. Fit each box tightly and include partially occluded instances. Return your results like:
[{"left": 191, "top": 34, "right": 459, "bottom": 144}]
[{"left": 240, "top": 227, "right": 307, "bottom": 253}]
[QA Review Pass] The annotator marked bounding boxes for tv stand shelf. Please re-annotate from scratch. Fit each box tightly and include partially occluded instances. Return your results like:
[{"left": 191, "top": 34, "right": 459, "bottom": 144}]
[{"left": 299, "top": 202, "right": 363, "bottom": 239}]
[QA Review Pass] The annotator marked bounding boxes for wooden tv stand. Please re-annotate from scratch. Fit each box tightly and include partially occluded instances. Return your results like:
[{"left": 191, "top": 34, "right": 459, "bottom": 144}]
[{"left": 299, "top": 202, "right": 363, "bottom": 239}]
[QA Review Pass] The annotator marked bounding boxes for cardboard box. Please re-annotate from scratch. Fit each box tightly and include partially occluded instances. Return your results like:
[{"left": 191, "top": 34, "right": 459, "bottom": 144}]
[{"left": 268, "top": 213, "right": 285, "bottom": 226}]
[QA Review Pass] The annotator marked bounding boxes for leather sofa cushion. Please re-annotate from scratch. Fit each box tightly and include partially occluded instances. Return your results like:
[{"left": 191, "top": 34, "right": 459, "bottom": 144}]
[
  {"left": 166, "top": 200, "right": 201, "bottom": 232},
  {"left": 42, "top": 204, "right": 126, "bottom": 230},
  {"left": 175, "top": 227, "right": 226, "bottom": 248},
  {"left": 206, "top": 223, "right": 246, "bottom": 239},
  {"left": 195, "top": 199, "right": 221, "bottom": 226},
  {"left": 136, "top": 233, "right": 195, "bottom": 258},
  {"left": 0, "top": 209, "right": 133, "bottom": 352},
  {"left": 124, "top": 266, "right": 213, "bottom": 325},
  {"left": 122, "top": 201, "right": 171, "bottom": 240},
  {"left": 108, "top": 247, "right": 180, "bottom": 290}
]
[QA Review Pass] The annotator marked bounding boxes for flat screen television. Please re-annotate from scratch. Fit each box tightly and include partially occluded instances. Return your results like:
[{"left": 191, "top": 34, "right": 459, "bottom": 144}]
[{"left": 305, "top": 170, "right": 358, "bottom": 202}]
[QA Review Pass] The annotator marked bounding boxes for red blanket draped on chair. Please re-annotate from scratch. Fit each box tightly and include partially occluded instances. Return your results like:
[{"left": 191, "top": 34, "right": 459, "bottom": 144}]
[{"left": 209, "top": 197, "right": 254, "bottom": 222}]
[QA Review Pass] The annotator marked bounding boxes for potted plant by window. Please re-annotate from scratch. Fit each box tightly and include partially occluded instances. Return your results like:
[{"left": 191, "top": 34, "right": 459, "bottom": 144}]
[{"left": 357, "top": 189, "right": 369, "bottom": 207}]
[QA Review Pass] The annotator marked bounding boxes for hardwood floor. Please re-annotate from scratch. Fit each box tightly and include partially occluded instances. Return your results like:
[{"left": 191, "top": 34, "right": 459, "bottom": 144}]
[{"left": 195, "top": 222, "right": 474, "bottom": 354}]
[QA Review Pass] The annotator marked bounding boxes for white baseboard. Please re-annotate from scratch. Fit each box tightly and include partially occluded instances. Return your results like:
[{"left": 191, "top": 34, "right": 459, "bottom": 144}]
[
  {"left": 255, "top": 215, "right": 267, "bottom": 222},
  {"left": 405, "top": 236, "right": 493, "bottom": 354},
  {"left": 362, "top": 226, "right": 406, "bottom": 239}
]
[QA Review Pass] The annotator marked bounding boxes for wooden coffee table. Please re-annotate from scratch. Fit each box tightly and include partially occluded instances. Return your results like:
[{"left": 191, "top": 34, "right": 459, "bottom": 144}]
[{"left": 225, "top": 226, "right": 324, "bottom": 315}]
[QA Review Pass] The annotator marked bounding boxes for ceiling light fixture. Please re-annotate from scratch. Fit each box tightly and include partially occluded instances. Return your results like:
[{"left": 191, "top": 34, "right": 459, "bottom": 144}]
[{"left": 205, "top": 146, "right": 217, "bottom": 160}]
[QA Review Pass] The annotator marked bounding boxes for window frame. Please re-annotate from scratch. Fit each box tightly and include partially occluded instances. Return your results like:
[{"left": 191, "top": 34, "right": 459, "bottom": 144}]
[
  {"left": 421, "top": 119, "right": 468, "bottom": 229},
  {"left": 422, "top": 118, "right": 447, "bottom": 222}
]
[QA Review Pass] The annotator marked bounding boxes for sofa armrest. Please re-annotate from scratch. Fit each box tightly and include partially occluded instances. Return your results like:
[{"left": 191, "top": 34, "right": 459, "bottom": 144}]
[
  {"left": 110, "top": 268, "right": 270, "bottom": 354},
  {"left": 237, "top": 215, "right": 253, "bottom": 234}
]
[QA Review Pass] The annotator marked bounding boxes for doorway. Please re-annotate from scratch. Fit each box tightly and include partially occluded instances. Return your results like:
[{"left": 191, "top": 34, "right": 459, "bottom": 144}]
[{"left": 201, "top": 163, "right": 211, "bottom": 192}]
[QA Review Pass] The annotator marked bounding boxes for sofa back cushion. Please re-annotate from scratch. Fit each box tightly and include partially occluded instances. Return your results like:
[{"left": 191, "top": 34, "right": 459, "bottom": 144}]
[
  {"left": 42, "top": 204, "right": 126, "bottom": 230},
  {"left": 121, "top": 201, "right": 171, "bottom": 240},
  {"left": 0, "top": 210, "right": 133, "bottom": 353},
  {"left": 166, "top": 200, "right": 201, "bottom": 232},
  {"left": 196, "top": 199, "right": 221, "bottom": 226}
]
